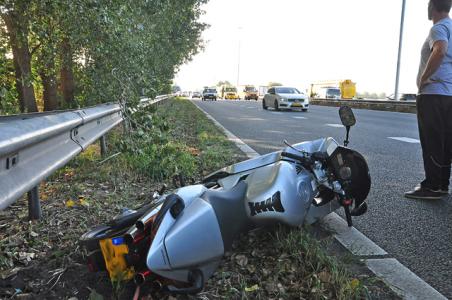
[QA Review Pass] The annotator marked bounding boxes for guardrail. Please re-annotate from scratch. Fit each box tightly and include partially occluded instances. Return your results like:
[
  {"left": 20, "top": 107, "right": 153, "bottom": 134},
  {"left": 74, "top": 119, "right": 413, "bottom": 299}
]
[
  {"left": 0, "top": 95, "right": 170, "bottom": 219},
  {"left": 310, "top": 98, "right": 416, "bottom": 113}
]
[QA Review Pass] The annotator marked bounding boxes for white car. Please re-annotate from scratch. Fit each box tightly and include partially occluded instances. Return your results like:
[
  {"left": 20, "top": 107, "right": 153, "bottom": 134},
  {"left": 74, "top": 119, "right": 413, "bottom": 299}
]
[{"left": 262, "top": 86, "right": 309, "bottom": 111}]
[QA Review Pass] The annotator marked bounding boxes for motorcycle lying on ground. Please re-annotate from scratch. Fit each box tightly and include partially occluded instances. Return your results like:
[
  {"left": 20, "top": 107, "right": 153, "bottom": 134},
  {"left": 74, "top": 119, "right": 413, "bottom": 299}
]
[{"left": 80, "top": 106, "right": 371, "bottom": 294}]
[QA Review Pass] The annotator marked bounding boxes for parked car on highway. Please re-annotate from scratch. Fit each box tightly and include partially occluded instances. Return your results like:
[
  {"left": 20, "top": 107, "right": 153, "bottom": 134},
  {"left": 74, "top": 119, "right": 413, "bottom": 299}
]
[
  {"left": 263, "top": 86, "right": 309, "bottom": 111},
  {"left": 387, "top": 93, "right": 417, "bottom": 101},
  {"left": 202, "top": 88, "right": 218, "bottom": 101},
  {"left": 191, "top": 91, "right": 202, "bottom": 99}
]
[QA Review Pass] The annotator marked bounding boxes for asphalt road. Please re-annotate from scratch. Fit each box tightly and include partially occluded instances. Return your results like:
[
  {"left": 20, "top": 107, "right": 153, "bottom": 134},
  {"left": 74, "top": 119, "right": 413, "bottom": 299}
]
[{"left": 193, "top": 99, "right": 452, "bottom": 298}]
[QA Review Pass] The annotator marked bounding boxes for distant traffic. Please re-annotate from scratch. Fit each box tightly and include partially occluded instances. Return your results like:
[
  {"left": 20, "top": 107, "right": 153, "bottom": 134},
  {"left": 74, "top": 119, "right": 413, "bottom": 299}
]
[{"left": 176, "top": 79, "right": 416, "bottom": 103}]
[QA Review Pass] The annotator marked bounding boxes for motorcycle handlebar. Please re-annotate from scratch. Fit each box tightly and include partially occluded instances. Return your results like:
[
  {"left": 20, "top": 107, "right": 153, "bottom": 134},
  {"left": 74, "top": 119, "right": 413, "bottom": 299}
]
[{"left": 281, "top": 151, "right": 312, "bottom": 166}]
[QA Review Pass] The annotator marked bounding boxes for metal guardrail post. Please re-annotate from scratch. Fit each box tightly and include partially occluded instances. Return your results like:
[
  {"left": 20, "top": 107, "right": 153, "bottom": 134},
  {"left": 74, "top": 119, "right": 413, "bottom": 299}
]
[
  {"left": 27, "top": 186, "right": 41, "bottom": 220},
  {"left": 100, "top": 135, "right": 107, "bottom": 157}
]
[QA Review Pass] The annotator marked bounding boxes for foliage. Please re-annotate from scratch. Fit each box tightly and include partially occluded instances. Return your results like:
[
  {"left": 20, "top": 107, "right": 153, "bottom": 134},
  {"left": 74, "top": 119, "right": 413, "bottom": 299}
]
[
  {"left": 217, "top": 80, "right": 232, "bottom": 87},
  {"left": 356, "top": 91, "right": 387, "bottom": 99},
  {"left": 0, "top": 0, "right": 208, "bottom": 114},
  {"left": 115, "top": 98, "right": 244, "bottom": 182},
  {"left": 0, "top": 31, "right": 18, "bottom": 114}
]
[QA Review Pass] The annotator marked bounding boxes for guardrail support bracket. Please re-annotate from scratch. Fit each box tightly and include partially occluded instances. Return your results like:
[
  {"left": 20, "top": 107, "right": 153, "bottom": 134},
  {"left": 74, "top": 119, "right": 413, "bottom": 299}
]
[
  {"left": 100, "top": 135, "right": 107, "bottom": 158},
  {"left": 27, "top": 186, "right": 42, "bottom": 220}
]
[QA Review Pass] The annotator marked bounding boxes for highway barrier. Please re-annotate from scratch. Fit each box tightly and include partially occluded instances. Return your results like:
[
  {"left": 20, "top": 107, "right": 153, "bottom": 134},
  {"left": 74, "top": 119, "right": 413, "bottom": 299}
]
[
  {"left": 310, "top": 98, "right": 416, "bottom": 114},
  {"left": 0, "top": 95, "right": 171, "bottom": 219}
]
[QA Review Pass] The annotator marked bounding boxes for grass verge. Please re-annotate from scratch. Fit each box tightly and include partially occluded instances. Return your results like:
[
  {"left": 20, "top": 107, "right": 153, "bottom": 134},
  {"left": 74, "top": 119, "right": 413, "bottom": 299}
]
[{"left": 0, "top": 98, "right": 396, "bottom": 299}]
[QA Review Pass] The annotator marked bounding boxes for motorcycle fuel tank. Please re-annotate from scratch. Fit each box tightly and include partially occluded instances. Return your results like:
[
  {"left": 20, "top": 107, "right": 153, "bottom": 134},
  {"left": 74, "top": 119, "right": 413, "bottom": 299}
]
[{"left": 244, "top": 161, "right": 315, "bottom": 227}]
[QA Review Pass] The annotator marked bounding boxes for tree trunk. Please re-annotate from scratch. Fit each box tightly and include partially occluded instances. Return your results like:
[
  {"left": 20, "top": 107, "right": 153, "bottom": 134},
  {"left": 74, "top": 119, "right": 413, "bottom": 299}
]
[
  {"left": 60, "top": 38, "right": 75, "bottom": 106},
  {"left": 11, "top": 48, "right": 24, "bottom": 112},
  {"left": 2, "top": 12, "right": 38, "bottom": 113},
  {"left": 40, "top": 67, "right": 58, "bottom": 111}
]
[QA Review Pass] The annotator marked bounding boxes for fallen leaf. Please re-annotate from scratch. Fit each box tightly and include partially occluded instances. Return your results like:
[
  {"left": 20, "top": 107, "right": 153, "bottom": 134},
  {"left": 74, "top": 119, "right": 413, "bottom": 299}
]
[
  {"left": 235, "top": 254, "right": 248, "bottom": 267},
  {"left": 246, "top": 264, "right": 256, "bottom": 273},
  {"left": 245, "top": 284, "right": 259, "bottom": 292},
  {"left": 66, "top": 199, "right": 75, "bottom": 208},
  {"left": 318, "top": 271, "right": 332, "bottom": 283},
  {"left": 18, "top": 252, "right": 35, "bottom": 262},
  {"left": 350, "top": 278, "right": 360, "bottom": 289},
  {"left": 0, "top": 267, "right": 22, "bottom": 280},
  {"left": 79, "top": 198, "right": 89, "bottom": 207}
]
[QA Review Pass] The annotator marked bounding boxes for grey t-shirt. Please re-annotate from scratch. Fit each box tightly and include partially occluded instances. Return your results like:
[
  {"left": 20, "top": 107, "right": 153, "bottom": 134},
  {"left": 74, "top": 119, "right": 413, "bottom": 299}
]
[{"left": 417, "top": 17, "right": 452, "bottom": 95}]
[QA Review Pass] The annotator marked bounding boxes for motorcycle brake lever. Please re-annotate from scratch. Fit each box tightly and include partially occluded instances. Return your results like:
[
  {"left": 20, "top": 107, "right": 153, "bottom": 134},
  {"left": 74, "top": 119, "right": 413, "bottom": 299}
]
[{"left": 283, "top": 139, "right": 308, "bottom": 156}]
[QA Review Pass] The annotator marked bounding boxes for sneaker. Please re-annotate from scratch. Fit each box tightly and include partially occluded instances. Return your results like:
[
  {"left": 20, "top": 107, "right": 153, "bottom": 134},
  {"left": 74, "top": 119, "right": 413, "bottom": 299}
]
[
  {"left": 439, "top": 189, "right": 449, "bottom": 195},
  {"left": 404, "top": 187, "right": 444, "bottom": 200},
  {"left": 440, "top": 187, "right": 449, "bottom": 195},
  {"left": 414, "top": 184, "right": 449, "bottom": 196}
]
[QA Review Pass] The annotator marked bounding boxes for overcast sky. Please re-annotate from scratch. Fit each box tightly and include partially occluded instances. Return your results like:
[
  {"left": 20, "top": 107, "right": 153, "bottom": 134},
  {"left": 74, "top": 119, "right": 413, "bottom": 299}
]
[{"left": 174, "top": 0, "right": 432, "bottom": 94}]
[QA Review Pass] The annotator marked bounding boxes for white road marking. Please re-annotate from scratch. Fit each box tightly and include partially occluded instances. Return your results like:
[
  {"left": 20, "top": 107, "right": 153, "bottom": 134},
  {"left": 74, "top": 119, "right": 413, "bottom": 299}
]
[
  {"left": 292, "top": 116, "right": 307, "bottom": 119},
  {"left": 242, "top": 117, "right": 265, "bottom": 121},
  {"left": 366, "top": 259, "right": 447, "bottom": 300},
  {"left": 193, "top": 103, "right": 259, "bottom": 159},
  {"left": 271, "top": 112, "right": 283, "bottom": 115},
  {"left": 388, "top": 137, "right": 420, "bottom": 144},
  {"left": 321, "top": 213, "right": 387, "bottom": 256},
  {"left": 326, "top": 123, "right": 344, "bottom": 128},
  {"left": 246, "top": 106, "right": 255, "bottom": 109}
]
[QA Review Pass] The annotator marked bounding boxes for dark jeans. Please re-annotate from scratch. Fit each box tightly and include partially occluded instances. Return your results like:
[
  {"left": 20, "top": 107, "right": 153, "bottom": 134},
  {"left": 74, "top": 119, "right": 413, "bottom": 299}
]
[{"left": 417, "top": 94, "right": 452, "bottom": 190}]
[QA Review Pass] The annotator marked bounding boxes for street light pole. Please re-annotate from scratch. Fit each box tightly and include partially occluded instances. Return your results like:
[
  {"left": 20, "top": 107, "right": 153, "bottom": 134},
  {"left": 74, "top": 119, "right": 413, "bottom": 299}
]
[
  {"left": 237, "top": 39, "right": 241, "bottom": 88},
  {"left": 237, "top": 26, "right": 242, "bottom": 88},
  {"left": 394, "top": 0, "right": 406, "bottom": 101}
]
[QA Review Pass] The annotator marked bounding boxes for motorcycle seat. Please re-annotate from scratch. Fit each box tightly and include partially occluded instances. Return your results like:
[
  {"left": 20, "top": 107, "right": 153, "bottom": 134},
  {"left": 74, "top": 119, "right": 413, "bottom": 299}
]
[{"left": 201, "top": 181, "right": 249, "bottom": 250}]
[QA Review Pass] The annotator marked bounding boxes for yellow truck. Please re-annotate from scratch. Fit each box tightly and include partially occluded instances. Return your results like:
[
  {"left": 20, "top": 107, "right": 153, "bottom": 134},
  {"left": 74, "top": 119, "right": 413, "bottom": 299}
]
[
  {"left": 310, "top": 79, "right": 356, "bottom": 100},
  {"left": 238, "top": 85, "right": 259, "bottom": 100},
  {"left": 220, "top": 86, "right": 239, "bottom": 100}
]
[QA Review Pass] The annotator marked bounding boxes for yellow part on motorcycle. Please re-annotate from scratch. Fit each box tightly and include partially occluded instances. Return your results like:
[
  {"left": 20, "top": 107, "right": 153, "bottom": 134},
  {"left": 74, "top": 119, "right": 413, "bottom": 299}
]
[{"left": 99, "top": 238, "right": 134, "bottom": 282}]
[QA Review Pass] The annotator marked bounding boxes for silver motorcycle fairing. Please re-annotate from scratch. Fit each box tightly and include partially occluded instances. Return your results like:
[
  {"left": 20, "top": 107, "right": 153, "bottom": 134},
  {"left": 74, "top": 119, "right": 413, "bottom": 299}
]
[
  {"left": 146, "top": 197, "right": 224, "bottom": 283},
  {"left": 202, "top": 137, "right": 339, "bottom": 185},
  {"left": 244, "top": 161, "right": 315, "bottom": 227},
  {"left": 305, "top": 201, "right": 340, "bottom": 224},
  {"left": 203, "top": 151, "right": 281, "bottom": 183},
  {"left": 174, "top": 184, "right": 207, "bottom": 206}
]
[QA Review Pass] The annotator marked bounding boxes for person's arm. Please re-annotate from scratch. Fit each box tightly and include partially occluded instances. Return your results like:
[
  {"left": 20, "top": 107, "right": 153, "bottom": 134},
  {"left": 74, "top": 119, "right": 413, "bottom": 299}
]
[{"left": 419, "top": 40, "right": 448, "bottom": 88}]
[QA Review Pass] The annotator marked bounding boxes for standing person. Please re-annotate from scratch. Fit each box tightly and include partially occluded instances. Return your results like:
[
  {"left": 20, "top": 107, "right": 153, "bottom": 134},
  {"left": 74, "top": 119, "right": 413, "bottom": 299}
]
[{"left": 405, "top": 0, "right": 452, "bottom": 199}]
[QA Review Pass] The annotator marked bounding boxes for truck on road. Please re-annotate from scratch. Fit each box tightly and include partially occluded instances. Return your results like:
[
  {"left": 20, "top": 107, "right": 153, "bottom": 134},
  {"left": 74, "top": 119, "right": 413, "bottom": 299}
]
[{"left": 310, "top": 79, "right": 356, "bottom": 99}]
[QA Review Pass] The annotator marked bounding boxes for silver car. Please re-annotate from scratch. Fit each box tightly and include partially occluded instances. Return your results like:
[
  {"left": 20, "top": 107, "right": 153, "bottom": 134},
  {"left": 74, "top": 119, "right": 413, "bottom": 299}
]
[{"left": 263, "top": 86, "right": 309, "bottom": 111}]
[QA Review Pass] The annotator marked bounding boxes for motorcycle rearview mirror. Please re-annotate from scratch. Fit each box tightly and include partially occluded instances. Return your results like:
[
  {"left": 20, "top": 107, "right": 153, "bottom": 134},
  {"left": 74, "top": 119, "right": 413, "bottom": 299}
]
[
  {"left": 338, "top": 106, "right": 356, "bottom": 147},
  {"left": 339, "top": 106, "right": 356, "bottom": 127}
]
